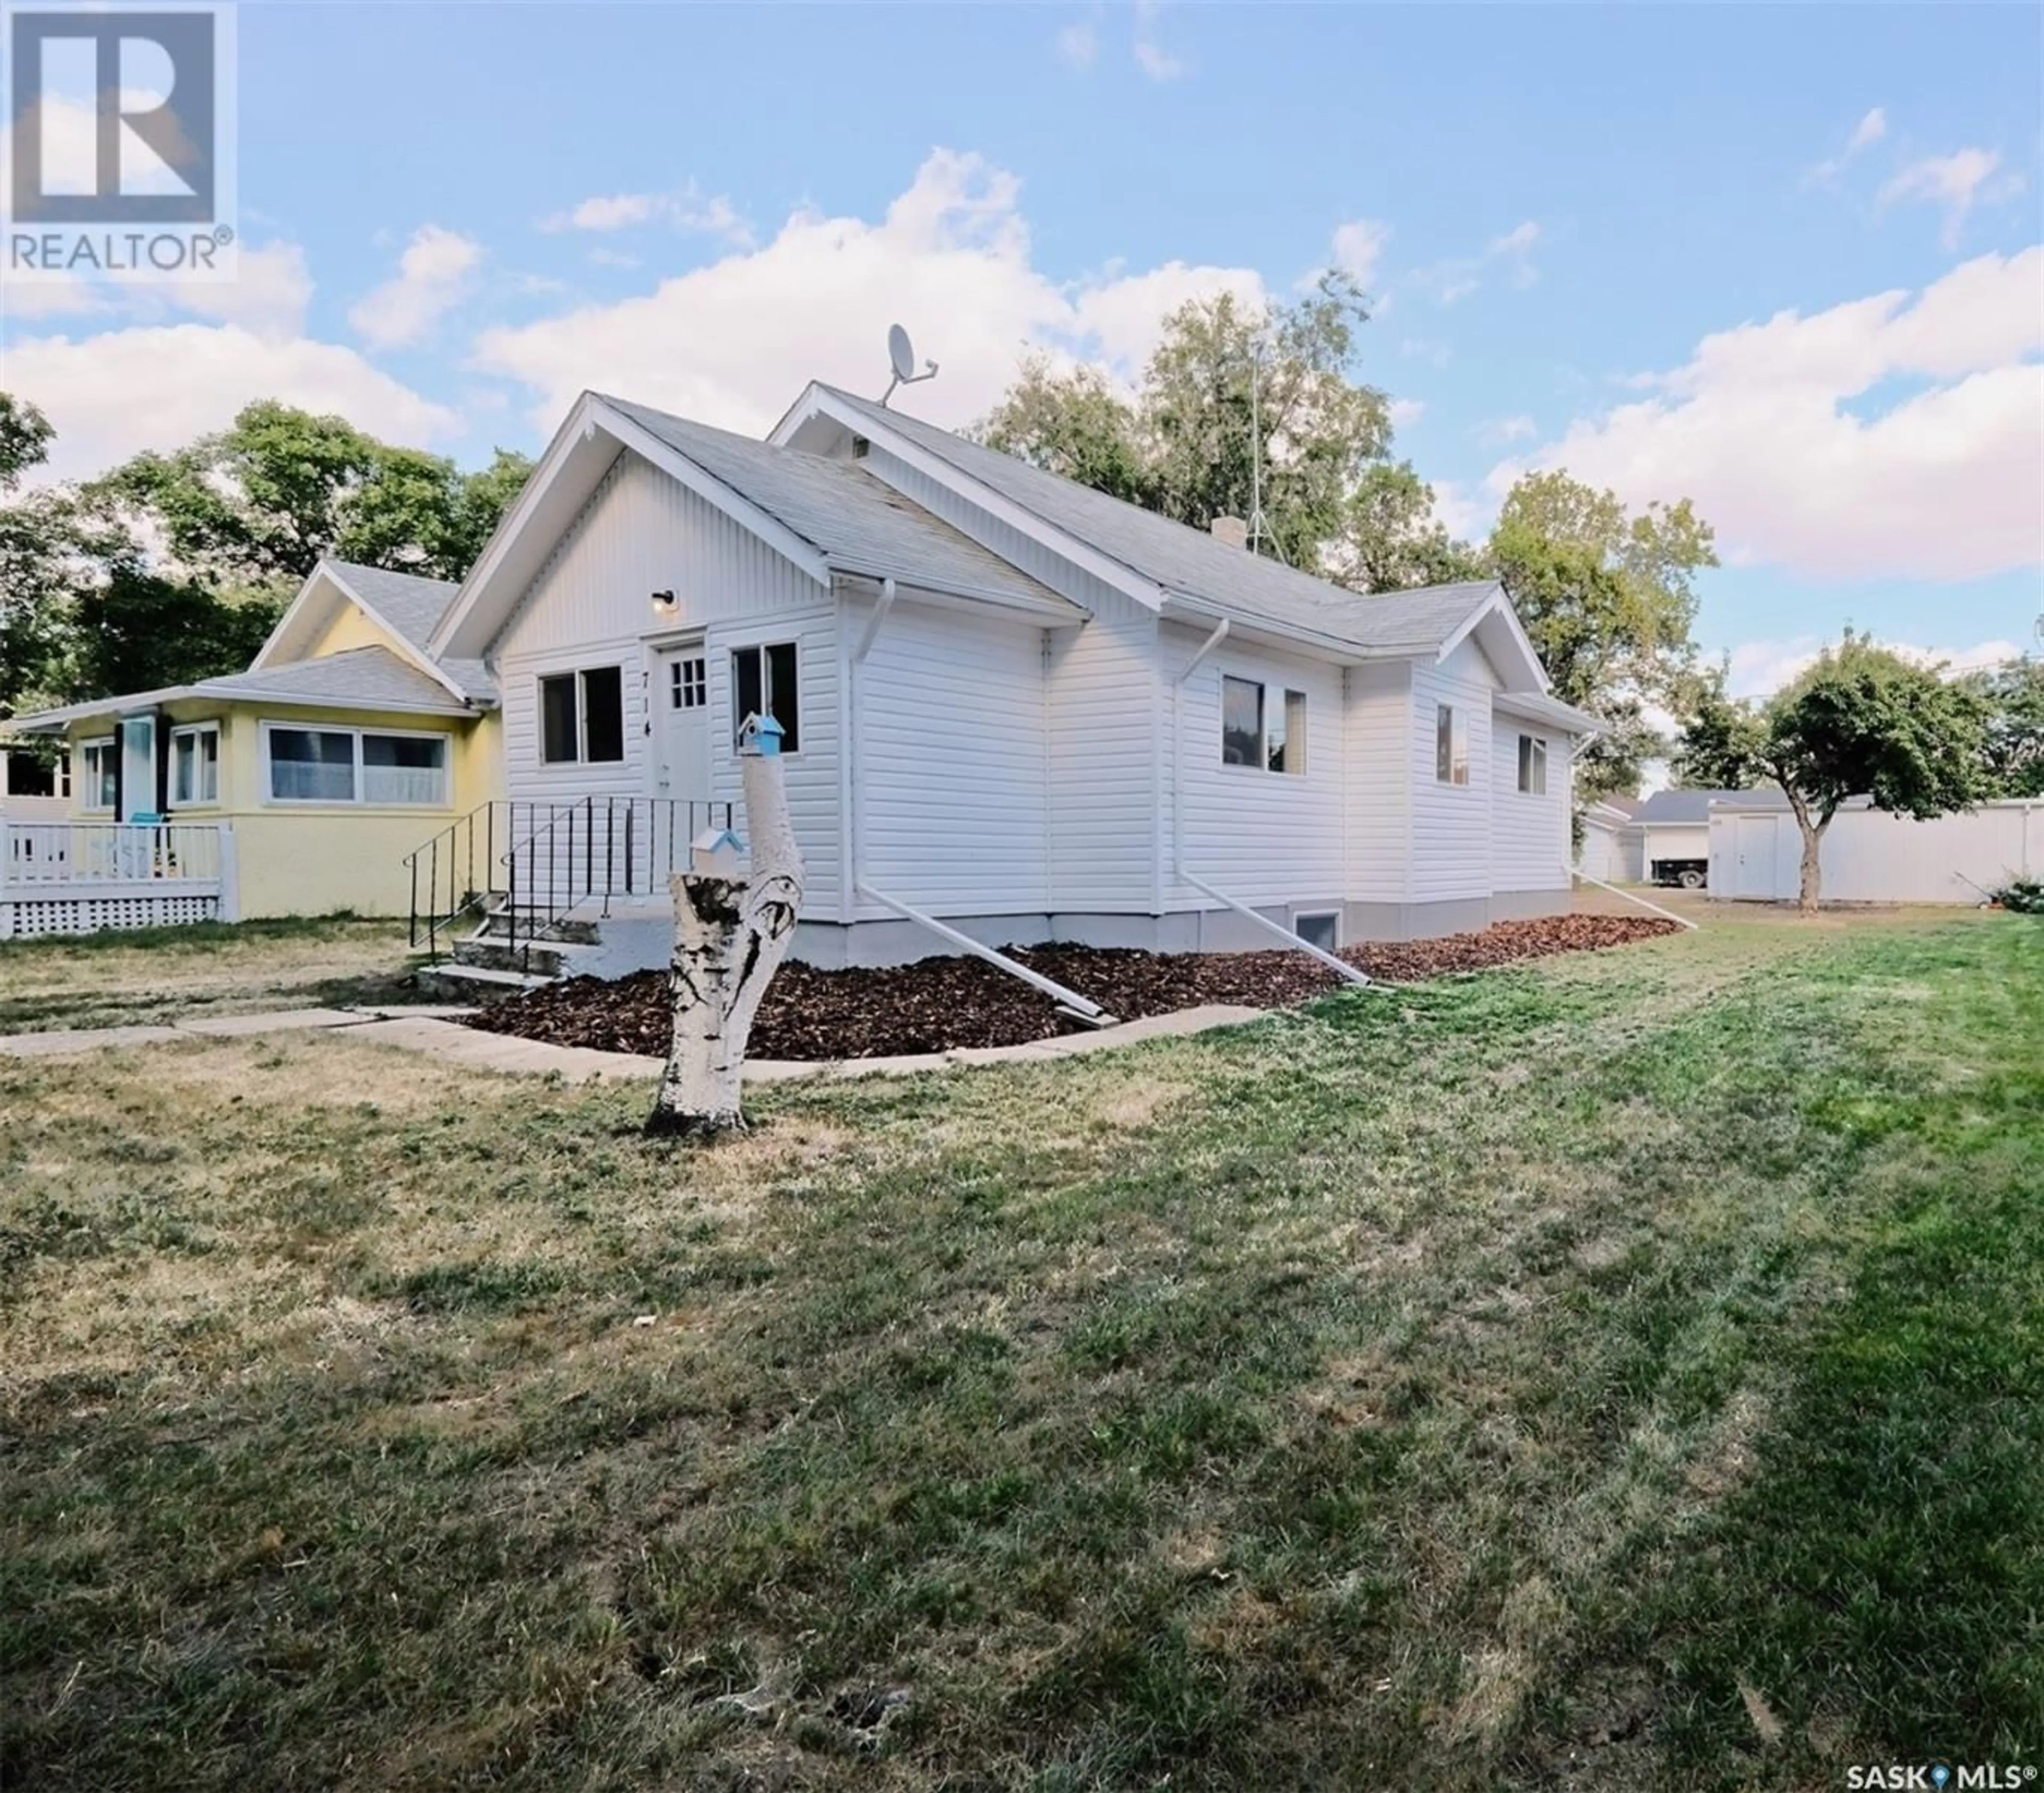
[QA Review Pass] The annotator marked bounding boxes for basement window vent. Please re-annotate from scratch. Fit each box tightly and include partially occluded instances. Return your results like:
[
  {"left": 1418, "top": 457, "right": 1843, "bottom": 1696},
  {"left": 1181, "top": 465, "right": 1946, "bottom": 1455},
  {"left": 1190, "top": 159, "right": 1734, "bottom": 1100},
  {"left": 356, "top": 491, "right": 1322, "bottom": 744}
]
[
  {"left": 851, "top": 435, "right": 871, "bottom": 459},
  {"left": 1295, "top": 912, "right": 1340, "bottom": 952}
]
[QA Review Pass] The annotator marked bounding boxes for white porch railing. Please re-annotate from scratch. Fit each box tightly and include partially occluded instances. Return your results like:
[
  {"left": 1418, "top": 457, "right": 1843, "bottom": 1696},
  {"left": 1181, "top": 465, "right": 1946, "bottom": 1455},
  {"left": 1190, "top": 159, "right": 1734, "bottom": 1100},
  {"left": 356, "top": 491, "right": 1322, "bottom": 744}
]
[{"left": 0, "top": 820, "right": 239, "bottom": 939}]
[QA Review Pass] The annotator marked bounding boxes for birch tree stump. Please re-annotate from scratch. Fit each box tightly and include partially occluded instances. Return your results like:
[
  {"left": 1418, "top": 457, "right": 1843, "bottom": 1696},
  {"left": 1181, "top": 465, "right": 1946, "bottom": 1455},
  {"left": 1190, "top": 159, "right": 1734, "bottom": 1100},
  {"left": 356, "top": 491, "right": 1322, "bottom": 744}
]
[{"left": 645, "top": 722, "right": 804, "bottom": 1138}]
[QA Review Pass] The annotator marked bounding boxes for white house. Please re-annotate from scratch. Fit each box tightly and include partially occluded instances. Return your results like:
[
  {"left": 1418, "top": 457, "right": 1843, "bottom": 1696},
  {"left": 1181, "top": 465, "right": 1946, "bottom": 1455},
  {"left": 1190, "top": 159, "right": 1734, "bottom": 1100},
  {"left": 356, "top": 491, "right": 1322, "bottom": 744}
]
[{"left": 6, "top": 381, "right": 1598, "bottom": 968}]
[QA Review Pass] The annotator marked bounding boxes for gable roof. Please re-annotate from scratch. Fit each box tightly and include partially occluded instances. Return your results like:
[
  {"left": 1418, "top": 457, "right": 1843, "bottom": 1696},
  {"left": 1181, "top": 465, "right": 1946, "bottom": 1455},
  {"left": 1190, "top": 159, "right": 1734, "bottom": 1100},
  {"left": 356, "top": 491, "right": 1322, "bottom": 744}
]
[
  {"left": 3, "top": 646, "right": 477, "bottom": 732},
  {"left": 254, "top": 560, "right": 495, "bottom": 704},
  {"left": 432, "top": 393, "right": 1078, "bottom": 657},
  {"left": 1636, "top": 787, "right": 1766, "bottom": 824},
  {"left": 779, "top": 384, "right": 1554, "bottom": 682}
]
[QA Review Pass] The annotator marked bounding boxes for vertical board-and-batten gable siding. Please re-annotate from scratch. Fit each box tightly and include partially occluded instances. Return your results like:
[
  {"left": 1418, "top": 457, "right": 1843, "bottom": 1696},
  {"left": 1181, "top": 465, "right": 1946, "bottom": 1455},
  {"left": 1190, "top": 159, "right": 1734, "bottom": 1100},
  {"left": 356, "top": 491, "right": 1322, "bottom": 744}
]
[
  {"left": 854, "top": 596, "right": 1049, "bottom": 916},
  {"left": 1344, "top": 660, "right": 1411, "bottom": 903},
  {"left": 1490, "top": 711, "right": 1570, "bottom": 892},
  {"left": 853, "top": 441, "right": 1162, "bottom": 914},
  {"left": 1409, "top": 636, "right": 1498, "bottom": 903},
  {"left": 490, "top": 448, "right": 844, "bottom": 915},
  {"left": 1164, "top": 621, "right": 1346, "bottom": 909}
]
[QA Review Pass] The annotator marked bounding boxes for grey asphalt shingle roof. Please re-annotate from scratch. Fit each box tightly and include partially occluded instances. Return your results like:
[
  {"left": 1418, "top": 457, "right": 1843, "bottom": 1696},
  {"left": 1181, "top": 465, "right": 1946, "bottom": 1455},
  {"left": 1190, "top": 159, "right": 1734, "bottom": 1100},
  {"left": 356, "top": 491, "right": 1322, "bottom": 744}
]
[
  {"left": 322, "top": 562, "right": 496, "bottom": 701},
  {"left": 599, "top": 396, "right": 1072, "bottom": 612},
  {"left": 1636, "top": 787, "right": 1771, "bottom": 824},
  {"left": 815, "top": 385, "right": 1503, "bottom": 656},
  {"left": 201, "top": 646, "right": 475, "bottom": 713}
]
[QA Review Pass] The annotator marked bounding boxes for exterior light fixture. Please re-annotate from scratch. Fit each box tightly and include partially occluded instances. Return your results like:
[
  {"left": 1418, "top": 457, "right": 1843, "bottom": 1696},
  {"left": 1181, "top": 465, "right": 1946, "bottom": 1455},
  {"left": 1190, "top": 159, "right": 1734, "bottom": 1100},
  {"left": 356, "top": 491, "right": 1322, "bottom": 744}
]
[{"left": 650, "top": 589, "right": 678, "bottom": 617}]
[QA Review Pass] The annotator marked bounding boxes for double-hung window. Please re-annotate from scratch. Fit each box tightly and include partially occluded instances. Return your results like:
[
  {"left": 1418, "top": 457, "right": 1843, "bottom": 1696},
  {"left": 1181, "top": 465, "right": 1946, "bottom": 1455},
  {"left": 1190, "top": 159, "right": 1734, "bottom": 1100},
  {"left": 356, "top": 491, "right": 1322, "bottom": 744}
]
[
  {"left": 80, "top": 737, "right": 118, "bottom": 812},
  {"left": 731, "top": 642, "right": 800, "bottom": 751},
  {"left": 1436, "top": 703, "right": 1470, "bottom": 786},
  {"left": 1516, "top": 733, "right": 1548, "bottom": 795},
  {"left": 539, "top": 667, "right": 625, "bottom": 764},
  {"left": 1221, "top": 676, "right": 1306, "bottom": 774},
  {"left": 265, "top": 725, "right": 448, "bottom": 806},
  {"left": 170, "top": 723, "right": 220, "bottom": 806}
]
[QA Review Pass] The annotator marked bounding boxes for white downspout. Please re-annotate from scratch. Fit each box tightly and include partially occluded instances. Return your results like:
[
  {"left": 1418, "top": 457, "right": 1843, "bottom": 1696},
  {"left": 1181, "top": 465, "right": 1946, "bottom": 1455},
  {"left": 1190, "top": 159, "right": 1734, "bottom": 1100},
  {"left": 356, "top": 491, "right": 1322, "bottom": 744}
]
[
  {"left": 846, "top": 575, "right": 1115, "bottom": 1026},
  {"left": 1169, "top": 615, "right": 1371, "bottom": 988}
]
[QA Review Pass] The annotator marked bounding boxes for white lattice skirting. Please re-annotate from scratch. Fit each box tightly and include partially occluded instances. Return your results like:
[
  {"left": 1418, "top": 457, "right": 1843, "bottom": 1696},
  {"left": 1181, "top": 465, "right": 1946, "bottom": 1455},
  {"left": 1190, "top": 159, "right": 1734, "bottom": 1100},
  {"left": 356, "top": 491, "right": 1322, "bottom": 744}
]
[{"left": 1, "top": 891, "right": 222, "bottom": 939}]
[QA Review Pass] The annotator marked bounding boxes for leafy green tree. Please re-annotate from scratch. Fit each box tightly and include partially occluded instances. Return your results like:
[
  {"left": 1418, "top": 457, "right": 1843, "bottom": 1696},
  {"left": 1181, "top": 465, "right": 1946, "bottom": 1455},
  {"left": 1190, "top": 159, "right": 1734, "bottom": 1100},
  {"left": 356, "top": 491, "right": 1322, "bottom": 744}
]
[
  {"left": 1965, "top": 657, "right": 2044, "bottom": 799},
  {"left": 0, "top": 394, "right": 83, "bottom": 716},
  {"left": 71, "top": 561, "right": 284, "bottom": 698},
  {"left": 1488, "top": 471, "right": 1716, "bottom": 803},
  {"left": 1334, "top": 460, "right": 1486, "bottom": 594},
  {"left": 93, "top": 400, "right": 532, "bottom": 590},
  {"left": 1673, "top": 635, "right": 1988, "bottom": 911},
  {"left": 976, "top": 275, "right": 1391, "bottom": 573}
]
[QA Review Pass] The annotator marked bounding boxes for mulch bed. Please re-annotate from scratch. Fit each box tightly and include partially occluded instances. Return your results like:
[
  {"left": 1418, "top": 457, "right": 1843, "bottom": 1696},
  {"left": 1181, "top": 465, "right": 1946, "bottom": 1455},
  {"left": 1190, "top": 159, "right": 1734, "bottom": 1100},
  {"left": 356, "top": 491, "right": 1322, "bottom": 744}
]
[{"left": 463, "top": 913, "right": 1680, "bottom": 1063}]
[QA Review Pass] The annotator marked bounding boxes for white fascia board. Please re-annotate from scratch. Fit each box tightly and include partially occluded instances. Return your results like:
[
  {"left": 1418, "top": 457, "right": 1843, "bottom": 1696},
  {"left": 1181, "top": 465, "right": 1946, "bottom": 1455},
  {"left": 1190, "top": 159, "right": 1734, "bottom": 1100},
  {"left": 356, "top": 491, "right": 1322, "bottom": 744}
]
[
  {"left": 3, "top": 684, "right": 201, "bottom": 730},
  {"left": 1159, "top": 595, "right": 1387, "bottom": 667},
  {"left": 427, "top": 391, "right": 609, "bottom": 659},
  {"left": 1495, "top": 688, "right": 1602, "bottom": 734},
  {"left": 782, "top": 389, "right": 1168, "bottom": 612},
  {"left": 1437, "top": 589, "right": 1551, "bottom": 693},
  {"left": 315, "top": 564, "right": 472, "bottom": 703},
  {"left": 249, "top": 563, "right": 341, "bottom": 672},
  {"left": 828, "top": 562, "right": 1088, "bottom": 623}
]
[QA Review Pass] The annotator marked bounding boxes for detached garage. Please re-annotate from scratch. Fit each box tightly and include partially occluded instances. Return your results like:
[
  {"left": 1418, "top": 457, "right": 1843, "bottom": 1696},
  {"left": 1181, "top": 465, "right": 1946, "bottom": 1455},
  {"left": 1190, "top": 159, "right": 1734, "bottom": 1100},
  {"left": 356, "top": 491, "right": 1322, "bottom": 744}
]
[{"left": 1708, "top": 796, "right": 2041, "bottom": 904}]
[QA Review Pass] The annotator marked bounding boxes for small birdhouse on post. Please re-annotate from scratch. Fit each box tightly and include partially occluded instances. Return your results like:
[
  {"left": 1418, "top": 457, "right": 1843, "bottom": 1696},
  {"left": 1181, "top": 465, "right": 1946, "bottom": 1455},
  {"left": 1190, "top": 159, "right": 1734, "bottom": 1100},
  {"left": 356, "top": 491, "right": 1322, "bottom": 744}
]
[
  {"left": 737, "top": 711, "right": 784, "bottom": 758},
  {"left": 690, "top": 827, "right": 745, "bottom": 879}
]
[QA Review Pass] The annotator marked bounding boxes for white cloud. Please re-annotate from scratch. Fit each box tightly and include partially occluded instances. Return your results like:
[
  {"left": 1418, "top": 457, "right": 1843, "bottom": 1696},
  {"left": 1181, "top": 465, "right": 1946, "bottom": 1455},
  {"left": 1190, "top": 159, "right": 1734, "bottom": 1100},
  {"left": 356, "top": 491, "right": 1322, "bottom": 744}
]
[
  {"left": 1438, "top": 277, "right": 1479, "bottom": 305},
  {"left": 1726, "top": 634, "right": 2022, "bottom": 698},
  {"left": 1477, "top": 413, "right": 1536, "bottom": 446},
  {"left": 1132, "top": 0, "right": 1183, "bottom": 79},
  {"left": 1330, "top": 218, "right": 1390, "bottom": 291},
  {"left": 543, "top": 192, "right": 659, "bottom": 232},
  {"left": 1490, "top": 247, "right": 2044, "bottom": 582},
  {"left": 349, "top": 225, "right": 483, "bottom": 349},
  {"left": 1056, "top": 19, "right": 1097, "bottom": 69},
  {"left": 1399, "top": 336, "right": 1451, "bottom": 367},
  {"left": 1880, "top": 149, "right": 2024, "bottom": 250},
  {"left": 4, "top": 324, "right": 459, "bottom": 484},
  {"left": 1408, "top": 217, "right": 1543, "bottom": 307},
  {"left": 537, "top": 184, "right": 751, "bottom": 245},
  {"left": 1428, "top": 478, "right": 1489, "bottom": 542},
  {"left": 1388, "top": 397, "right": 1425, "bottom": 430},
  {"left": 0, "top": 240, "right": 312, "bottom": 339},
  {"left": 472, "top": 149, "right": 1269, "bottom": 439},
  {"left": 1807, "top": 105, "right": 1889, "bottom": 185}
]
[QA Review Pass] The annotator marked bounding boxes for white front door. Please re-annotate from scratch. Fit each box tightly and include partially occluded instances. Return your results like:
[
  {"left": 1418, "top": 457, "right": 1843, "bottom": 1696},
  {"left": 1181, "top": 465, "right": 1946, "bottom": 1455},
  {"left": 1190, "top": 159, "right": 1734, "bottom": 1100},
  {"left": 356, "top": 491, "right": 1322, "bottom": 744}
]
[{"left": 653, "top": 644, "right": 712, "bottom": 800}]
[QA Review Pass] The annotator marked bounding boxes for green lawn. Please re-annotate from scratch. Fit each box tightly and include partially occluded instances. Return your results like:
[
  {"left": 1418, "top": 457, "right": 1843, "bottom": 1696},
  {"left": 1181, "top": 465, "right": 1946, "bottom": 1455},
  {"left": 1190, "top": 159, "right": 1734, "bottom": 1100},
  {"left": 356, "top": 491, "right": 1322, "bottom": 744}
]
[
  {"left": 0, "top": 915, "right": 424, "bottom": 1034},
  {"left": 2, "top": 915, "right": 2038, "bottom": 1789}
]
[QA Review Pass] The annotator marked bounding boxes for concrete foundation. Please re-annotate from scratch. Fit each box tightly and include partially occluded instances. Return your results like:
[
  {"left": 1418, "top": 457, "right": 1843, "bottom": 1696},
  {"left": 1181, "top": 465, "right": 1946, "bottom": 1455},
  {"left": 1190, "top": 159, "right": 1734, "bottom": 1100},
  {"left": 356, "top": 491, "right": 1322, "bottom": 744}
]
[{"left": 570, "top": 885, "right": 1576, "bottom": 976}]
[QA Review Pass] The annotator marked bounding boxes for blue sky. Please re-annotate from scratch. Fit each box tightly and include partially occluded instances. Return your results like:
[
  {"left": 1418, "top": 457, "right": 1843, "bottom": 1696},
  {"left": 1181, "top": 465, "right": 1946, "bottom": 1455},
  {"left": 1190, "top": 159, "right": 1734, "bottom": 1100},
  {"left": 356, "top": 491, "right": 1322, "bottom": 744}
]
[{"left": 5, "top": 2, "right": 2040, "bottom": 696}]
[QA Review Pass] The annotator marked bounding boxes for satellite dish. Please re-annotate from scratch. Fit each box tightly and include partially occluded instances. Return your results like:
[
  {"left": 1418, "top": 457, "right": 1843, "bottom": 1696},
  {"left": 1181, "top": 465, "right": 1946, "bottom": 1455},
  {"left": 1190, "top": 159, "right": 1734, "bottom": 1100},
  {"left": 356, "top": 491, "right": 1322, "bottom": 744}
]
[
  {"left": 888, "top": 324, "right": 917, "bottom": 384},
  {"left": 878, "top": 323, "right": 938, "bottom": 407}
]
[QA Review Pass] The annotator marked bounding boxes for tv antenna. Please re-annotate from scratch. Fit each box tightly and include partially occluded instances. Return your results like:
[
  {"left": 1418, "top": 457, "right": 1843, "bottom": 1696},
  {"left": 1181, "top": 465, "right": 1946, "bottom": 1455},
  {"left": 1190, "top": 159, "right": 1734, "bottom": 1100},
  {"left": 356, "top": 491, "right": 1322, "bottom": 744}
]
[
  {"left": 878, "top": 323, "right": 938, "bottom": 408},
  {"left": 1243, "top": 338, "right": 1287, "bottom": 564}
]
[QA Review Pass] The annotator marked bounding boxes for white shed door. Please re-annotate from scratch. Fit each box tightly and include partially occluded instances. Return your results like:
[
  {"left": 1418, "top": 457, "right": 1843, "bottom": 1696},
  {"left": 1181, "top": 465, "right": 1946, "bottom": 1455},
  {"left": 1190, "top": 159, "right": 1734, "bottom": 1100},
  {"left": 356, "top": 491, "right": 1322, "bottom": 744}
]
[
  {"left": 1733, "top": 814, "right": 1777, "bottom": 899},
  {"left": 654, "top": 646, "right": 711, "bottom": 799}
]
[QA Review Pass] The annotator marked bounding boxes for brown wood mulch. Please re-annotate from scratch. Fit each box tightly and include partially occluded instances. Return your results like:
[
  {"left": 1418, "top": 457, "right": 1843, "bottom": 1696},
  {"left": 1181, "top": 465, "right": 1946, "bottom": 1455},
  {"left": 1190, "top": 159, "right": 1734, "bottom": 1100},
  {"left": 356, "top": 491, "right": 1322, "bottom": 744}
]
[{"left": 461, "top": 913, "right": 1680, "bottom": 1063}]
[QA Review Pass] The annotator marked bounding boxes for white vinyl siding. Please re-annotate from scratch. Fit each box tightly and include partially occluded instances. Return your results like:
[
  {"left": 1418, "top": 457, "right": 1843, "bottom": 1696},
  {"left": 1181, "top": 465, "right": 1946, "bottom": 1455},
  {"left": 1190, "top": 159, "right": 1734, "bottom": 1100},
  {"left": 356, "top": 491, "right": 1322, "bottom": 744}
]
[
  {"left": 1491, "top": 713, "right": 1571, "bottom": 892},
  {"left": 1410, "top": 659, "right": 1495, "bottom": 903},
  {"left": 1167, "top": 624, "right": 1345, "bottom": 908},
  {"left": 854, "top": 597, "right": 1047, "bottom": 915},
  {"left": 1045, "top": 589, "right": 1160, "bottom": 912},
  {"left": 1343, "top": 660, "right": 1410, "bottom": 903}
]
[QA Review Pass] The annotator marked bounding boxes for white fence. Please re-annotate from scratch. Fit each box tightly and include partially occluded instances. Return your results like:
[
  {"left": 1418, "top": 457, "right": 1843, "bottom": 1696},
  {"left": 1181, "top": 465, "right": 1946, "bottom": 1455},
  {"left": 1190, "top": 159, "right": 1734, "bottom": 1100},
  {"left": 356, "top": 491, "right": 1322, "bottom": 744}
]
[
  {"left": 0, "top": 820, "right": 240, "bottom": 939},
  {"left": 1707, "top": 800, "right": 2040, "bottom": 904}
]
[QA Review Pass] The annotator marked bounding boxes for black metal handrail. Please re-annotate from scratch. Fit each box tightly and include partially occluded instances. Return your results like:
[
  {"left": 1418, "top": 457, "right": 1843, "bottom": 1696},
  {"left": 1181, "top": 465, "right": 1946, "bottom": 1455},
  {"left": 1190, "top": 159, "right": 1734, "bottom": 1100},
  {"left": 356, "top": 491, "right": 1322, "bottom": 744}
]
[{"left": 404, "top": 796, "right": 735, "bottom": 965}]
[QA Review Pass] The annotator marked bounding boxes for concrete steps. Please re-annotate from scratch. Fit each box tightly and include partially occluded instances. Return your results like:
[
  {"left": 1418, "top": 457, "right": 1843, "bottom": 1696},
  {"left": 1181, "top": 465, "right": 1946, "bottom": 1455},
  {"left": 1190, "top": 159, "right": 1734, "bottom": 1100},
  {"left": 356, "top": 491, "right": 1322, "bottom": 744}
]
[{"left": 414, "top": 959, "right": 557, "bottom": 1000}]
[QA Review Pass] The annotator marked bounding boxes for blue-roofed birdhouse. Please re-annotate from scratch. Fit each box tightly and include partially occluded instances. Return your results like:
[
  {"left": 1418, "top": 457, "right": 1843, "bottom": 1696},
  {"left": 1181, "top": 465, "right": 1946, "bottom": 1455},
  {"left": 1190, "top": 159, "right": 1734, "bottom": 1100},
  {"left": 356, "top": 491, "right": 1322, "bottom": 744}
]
[
  {"left": 737, "top": 712, "right": 784, "bottom": 758},
  {"left": 691, "top": 827, "right": 745, "bottom": 878}
]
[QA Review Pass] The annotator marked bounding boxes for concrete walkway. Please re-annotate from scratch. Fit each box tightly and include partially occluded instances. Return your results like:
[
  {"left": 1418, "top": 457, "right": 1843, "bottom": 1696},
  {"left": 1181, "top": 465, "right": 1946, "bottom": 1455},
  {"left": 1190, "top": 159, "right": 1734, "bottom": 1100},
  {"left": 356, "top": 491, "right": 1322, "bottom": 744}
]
[{"left": 1, "top": 1001, "right": 1266, "bottom": 1082}]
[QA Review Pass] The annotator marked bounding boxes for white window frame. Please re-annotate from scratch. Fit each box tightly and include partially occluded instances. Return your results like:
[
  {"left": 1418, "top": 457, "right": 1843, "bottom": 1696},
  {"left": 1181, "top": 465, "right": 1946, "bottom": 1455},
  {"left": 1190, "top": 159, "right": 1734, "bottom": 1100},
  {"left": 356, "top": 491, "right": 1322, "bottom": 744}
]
[
  {"left": 1436, "top": 702, "right": 1470, "bottom": 787},
  {"left": 1516, "top": 733, "right": 1548, "bottom": 796},
  {"left": 537, "top": 665, "right": 628, "bottom": 766},
  {"left": 170, "top": 722, "right": 221, "bottom": 808},
  {"left": 1219, "top": 675, "right": 1307, "bottom": 776},
  {"left": 667, "top": 653, "right": 707, "bottom": 712},
  {"left": 80, "top": 736, "right": 117, "bottom": 812},
  {"left": 259, "top": 721, "right": 451, "bottom": 809},
  {"left": 729, "top": 640, "right": 802, "bottom": 754}
]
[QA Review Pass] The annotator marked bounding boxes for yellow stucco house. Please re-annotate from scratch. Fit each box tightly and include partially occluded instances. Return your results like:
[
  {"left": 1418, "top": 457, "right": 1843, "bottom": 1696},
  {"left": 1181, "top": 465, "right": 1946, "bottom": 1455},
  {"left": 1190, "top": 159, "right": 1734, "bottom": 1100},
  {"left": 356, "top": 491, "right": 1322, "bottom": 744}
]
[{"left": 3, "top": 561, "right": 501, "bottom": 931}]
